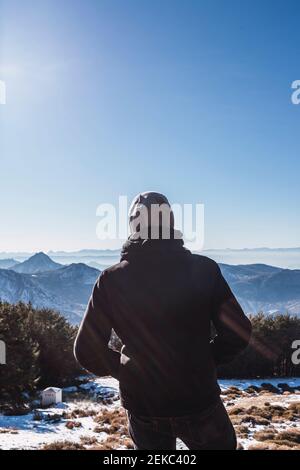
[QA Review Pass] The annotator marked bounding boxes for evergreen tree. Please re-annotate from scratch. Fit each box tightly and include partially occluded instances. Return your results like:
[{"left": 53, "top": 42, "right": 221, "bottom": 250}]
[
  {"left": 0, "top": 302, "right": 39, "bottom": 402},
  {"left": 0, "top": 302, "right": 80, "bottom": 403},
  {"left": 218, "top": 312, "right": 300, "bottom": 378},
  {"left": 31, "top": 308, "right": 80, "bottom": 387}
]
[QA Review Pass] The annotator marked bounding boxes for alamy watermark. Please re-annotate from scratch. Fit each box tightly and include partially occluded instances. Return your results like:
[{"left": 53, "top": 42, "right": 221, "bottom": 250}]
[
  {"left": 96, "top": 196, "right": 205, "bottom": 251},
  {"left": 291, "top": 80, "right": 300, "bottom": 105},
  {"left": 291, "top": 339, "right": 300, "bottom": 365},
  {"left": 0, "top": 80, "right": 6, "bottom": 105},
  {"left": 0, "top": 340, "right": 6, "bottom": 365}
]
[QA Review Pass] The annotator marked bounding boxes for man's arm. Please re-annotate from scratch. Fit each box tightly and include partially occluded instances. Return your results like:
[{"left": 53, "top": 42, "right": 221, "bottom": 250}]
[
  {"left": 210, "top": 265, "right": 252, "bottom": 365},
  {"left": 74, "top": 272, "right": 120, "bottom": 378}
]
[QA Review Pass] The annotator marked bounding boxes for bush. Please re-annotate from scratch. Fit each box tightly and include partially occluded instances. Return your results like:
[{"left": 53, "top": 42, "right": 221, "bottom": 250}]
[
  {"left": 0, "top": 302, "right": 81, "bottom": 404},
  {"left": 42, "top": 440, "right": 86, "bottom": 450},
  {"left": 30, "top": 307, "right": 80, "bottom": 387},
  {"left": 218, "top": 313, "right": 300, "bottom": 378},
  {"left": 0, "top": 302, "right": 39, "bottom": 402}
]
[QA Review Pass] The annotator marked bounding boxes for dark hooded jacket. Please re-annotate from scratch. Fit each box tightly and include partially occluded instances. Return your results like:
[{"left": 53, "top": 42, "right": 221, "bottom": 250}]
[{"left": 74, "top": 236, "right": 252, "bottom": 417}]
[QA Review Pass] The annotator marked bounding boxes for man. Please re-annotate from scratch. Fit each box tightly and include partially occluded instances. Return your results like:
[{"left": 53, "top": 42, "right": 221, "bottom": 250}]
[{"left": 74, "top": 191, "right": 252, "bottom": 450}]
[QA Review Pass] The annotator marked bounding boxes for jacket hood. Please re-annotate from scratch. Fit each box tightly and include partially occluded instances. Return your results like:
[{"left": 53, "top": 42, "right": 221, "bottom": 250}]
[
  {"left": 121, "top": 232, "right": 190, "bottom": 261},
  {"left": 128, "top": 191, "right": 175, "bottom": 236}
]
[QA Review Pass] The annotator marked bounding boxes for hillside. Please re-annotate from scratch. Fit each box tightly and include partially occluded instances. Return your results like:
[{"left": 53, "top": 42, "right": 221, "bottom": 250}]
[
  {"left": 0, "top": 259, "right": 19, "bottom": 269},
  {"left": 1, "top": 254, "right": 300, "bottom": 322},
  {"left": 0, "top": 263, "right": 100, "bottom": 324},
  {"left": 220, "top": 263, "right": 300, "bottom": 316},
  {"left": 10, "top": 252, "right": 62, "bottom": 274}
]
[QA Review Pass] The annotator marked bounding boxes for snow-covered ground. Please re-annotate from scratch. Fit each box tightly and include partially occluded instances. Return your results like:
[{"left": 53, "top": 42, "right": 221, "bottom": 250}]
[
  {"left": 0, "top": 405, "right": 101, "bottom": 450},
  {"left": 0, "top": 379, "right": 120, "bottom": 450},
  {"left": 97, "top": 376, "right": 300, "bottom": 391},
  {"left": 0, "top": 377, "right": 299, "bottom": 450},
  {"left": 218, "top": 377, "right": 300, "bottom": 390}
]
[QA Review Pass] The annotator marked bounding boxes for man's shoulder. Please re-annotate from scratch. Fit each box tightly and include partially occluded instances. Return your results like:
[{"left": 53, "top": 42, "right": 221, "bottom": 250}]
[
  {"left": 100, "top": 260, "right": 129, "bottom": 276},
  {"left": 189, "top": 253, "right": 220, "bottom": 275},
  {"left": 93, "top": 260, "right": 128, "bottom": 288},
  {"left": 190, "top": 252, "right": 218, "bottom": 266}
]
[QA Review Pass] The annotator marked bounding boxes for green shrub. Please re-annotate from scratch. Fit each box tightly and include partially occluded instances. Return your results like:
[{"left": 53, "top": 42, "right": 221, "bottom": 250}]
[
  {"left": 0, "top": 302, "right": 80, "bottom": 403},
  {"left": 218, "top": 312, "right": 300, "bottom": 378}
]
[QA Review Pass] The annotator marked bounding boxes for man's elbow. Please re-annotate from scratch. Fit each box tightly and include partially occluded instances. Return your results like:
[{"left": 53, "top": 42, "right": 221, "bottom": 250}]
[
  {"left": 73, "top": 334, "right": 91, "bottom": 371},
  {"left": 73, "top": 336, "right": 86, "bottom": 370},
  {"left": 73, "top": 336, "right": 110, "bottom": 377}
]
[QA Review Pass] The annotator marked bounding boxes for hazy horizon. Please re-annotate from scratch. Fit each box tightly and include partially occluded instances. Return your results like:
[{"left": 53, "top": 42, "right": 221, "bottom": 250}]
[
  {"left": 1, "top": 245, "right": 300, "bottom": 256},
  {"left": 2, "top": 245, "right": 300, "bottom": 270}
]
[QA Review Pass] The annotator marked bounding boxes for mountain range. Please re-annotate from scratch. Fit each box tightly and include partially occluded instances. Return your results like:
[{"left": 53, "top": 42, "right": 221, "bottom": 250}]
[
  {"left": 10, "top": 252, "right": 62, "bottom": 274},
  {"left": 2, "top": 247, "right": 300, "bottom": 269},
  {"left": 0, "top": 253, "right": 99, "bottom": 323},
  {"left": 0, "top": 259, "right": 19, "bottom": 269},
  {"left": 219, "top": 263, "right": 300, "bottom": 316},
  {"left": 0, "top": 252, "right": 299, "bottom": 323}
]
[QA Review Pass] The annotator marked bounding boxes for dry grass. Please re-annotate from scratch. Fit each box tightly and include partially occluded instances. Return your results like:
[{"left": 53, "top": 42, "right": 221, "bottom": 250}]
[
  {"left": 91, "top": 435, "right": 134, "bottom": 450},
  {"left": 222, "top": 387, "right": 244, "bottom": 401},
  {"left": 253, "top": 430, "right": 278, "bottom": 441},
  {"left": 289, "top": 401, "right": 300, "bottom": 413},
  {"left": 229, "top": 405, "right": 271, "bottom": 425},
  {"left": 248, "top": 429, "right": 300, "bottom": 450},
  {"left": 42, "top": 440, "right": 86, "bottom": 450},
  {"left": 229, "top": 401, "right": 300, "bottom": 427},
  {"left": 275, "top": 429, "right": 300, "bottom": 444},
  {"left": 93, "top": 408, "right": 128, "bottom": 429},
  {"left": 0, "top": 428, "right": 19, "bottom": 434},
  {"left": 91, "top": 407, "right": 133, "bottom": 449},
  {"left": 65, "top": 420, "right": 82, "bottom": 430},
  {"left": 234, "top": 424, "right": 250, "bottom": 437},
  {"left": 38, "top": 390, "right": 299, "bottom": 451},
  {"left": 229, "top": 407, "right": 246, "bottom": 416},
  {"left": 260, "top": 383, "right": 280, "bottom": 394},
  {"left": 248, "top": 442, "right": 296, "bottom": 451},
  {"left": 241, "top": 415, "right": 270, "bottom": 426},
  {"left": 39, "top": 406, "right": 133, "bottom": 451},
  {"left": 230, "top": 399, "right": 300, "bottom": 450},
  {"left": 79, "top": 436, "right": 98, "bottom": 445},
  {"left": 63, "top": 408, "right": 97, "bottom": 419},
  {"left": 244, "top": 386, "right": 261, "bottom": 394}
]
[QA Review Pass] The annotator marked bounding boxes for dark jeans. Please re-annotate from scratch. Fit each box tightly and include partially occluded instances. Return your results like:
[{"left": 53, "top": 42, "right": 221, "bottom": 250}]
[{"left": 127, "top": 399, "right": 237, "bottom": 450}]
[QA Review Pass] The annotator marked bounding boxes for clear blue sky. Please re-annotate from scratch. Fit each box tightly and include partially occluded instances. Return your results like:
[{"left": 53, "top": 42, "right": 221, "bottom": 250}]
[{"left": 0, "top": 0, "right": 299, "bottom": 251}]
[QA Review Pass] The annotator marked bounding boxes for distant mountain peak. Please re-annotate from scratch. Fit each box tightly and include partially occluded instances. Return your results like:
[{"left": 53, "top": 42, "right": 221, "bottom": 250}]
[
  {"left": 31, "top": 252, "right": 52, "bottom": 261},
  {"left": 10, "top": 252, "right": 62, "bottom": 274}
]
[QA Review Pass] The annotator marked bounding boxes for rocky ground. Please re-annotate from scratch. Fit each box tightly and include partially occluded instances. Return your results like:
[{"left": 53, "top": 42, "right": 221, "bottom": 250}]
[
  {"left": 0, "top": 377, "right": 299, "bottom": 450},
  {"left": 220, "top": 382, "right": 300, "bottom": 450}
]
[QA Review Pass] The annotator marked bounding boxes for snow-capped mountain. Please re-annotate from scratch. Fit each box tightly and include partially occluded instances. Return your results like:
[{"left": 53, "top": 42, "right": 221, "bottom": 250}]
[
  {"left": 1, "top": 254, "right": 300, "bottom": 323},
  {"left": 10, "top": 252, "right": 62, "bottom": 274},
  {"left": 220, "top": 263, "right": 300, "bottom": 316},
  {"left": 0, "top": 262, "right": 100, "bottom": 324},
  {"left": 0, "top": 268, "right": 57, "bottom": 310}
]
